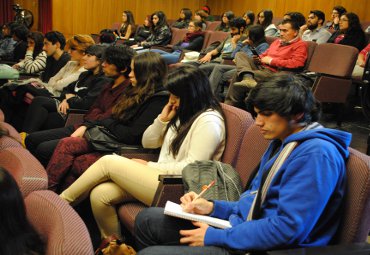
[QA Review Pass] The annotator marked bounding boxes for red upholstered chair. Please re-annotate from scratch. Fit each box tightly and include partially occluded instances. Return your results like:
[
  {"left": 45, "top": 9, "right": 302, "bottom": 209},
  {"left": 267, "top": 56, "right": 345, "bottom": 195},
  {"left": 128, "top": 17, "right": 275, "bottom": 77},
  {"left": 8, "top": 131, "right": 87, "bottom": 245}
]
[
  {"left": 307, "top": 43, "right": 359, "bottom": 125},
  {"left": 118, "top": 103, "right": 255, "bottom": 234},
  {"left": 333, "top": 148, "right": 370, "bottom": 243},
  {"left": 0, "top": 121, "right": 22, "bottom": 149},
  {"left": 25, "top": 190, "right": 94, "bottom": 255},
  {"left": 206, "top": 21, "right": 221, "bottom": 31},
  {"left": 0, "top": 108, "right": 4, "bottom": 122},
  {"left": 0, "top": 147, "right": 47, "bottom": 197}
]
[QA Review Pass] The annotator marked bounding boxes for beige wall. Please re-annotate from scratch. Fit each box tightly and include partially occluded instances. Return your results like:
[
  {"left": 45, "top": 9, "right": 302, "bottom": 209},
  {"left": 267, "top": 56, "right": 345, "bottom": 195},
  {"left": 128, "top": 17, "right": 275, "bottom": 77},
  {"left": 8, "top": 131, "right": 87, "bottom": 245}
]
[{"left": 207, "top": 0, "right": 370, "bottom": 22}]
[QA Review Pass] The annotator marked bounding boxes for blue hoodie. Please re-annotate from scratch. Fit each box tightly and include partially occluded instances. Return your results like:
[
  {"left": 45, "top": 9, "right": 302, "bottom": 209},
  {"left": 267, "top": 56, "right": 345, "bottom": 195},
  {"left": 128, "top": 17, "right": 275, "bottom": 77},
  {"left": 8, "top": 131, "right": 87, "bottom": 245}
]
[{"left": 204, "top": 125, "right": 351, "bottom": 251}]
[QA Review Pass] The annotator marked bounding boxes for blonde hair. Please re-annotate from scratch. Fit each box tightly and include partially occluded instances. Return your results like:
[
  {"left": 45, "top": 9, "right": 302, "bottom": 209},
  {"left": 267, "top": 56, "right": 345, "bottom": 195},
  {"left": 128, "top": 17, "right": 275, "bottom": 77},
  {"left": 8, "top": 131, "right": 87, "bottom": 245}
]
[{"left": 65, "top": 34, "right": 95, "bottom": 52}]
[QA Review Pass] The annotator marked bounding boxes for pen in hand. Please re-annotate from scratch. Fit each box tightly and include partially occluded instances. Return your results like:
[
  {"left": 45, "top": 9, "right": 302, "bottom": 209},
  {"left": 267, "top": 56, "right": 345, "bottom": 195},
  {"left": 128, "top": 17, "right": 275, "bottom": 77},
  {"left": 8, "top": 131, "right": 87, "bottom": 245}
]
[{"left": 192, "top": 180, "right": 216, "bottom": 203}]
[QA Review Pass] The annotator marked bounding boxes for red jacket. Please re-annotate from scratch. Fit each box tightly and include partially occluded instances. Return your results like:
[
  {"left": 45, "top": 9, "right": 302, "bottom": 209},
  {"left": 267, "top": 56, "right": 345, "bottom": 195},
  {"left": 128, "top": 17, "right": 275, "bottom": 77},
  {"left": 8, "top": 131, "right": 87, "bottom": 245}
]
[{"left": 261, "top": 38, "right": 307, "bottom": 71}]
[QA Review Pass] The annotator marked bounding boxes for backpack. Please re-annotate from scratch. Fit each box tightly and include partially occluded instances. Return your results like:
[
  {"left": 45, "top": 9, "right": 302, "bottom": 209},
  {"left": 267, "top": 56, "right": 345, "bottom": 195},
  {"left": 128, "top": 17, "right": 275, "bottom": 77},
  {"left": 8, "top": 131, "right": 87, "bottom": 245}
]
[{"left": 182, "top": 160, "right": 243, "bottom": 201}]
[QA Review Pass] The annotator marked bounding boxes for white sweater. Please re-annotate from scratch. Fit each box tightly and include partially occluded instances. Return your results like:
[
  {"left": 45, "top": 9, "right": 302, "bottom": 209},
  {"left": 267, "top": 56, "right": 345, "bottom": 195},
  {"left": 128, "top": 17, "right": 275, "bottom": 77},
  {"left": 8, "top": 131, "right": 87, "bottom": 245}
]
[
  {"left": 143, "top": 109, "right": 226, "bottom": 175},
  {"left": 44, "top": 61, "right": 86, "bottom": 96}
]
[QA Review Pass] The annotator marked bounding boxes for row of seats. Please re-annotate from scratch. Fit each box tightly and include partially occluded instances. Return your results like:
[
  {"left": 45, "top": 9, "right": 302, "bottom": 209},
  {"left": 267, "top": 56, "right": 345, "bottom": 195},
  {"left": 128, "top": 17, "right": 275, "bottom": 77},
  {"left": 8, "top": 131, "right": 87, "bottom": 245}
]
[
  {"left": 0, "top": 112, "right": 94, "bottom": 255},
  {"left": 114, "top": 103, "right": 370, "bottom": 248}
]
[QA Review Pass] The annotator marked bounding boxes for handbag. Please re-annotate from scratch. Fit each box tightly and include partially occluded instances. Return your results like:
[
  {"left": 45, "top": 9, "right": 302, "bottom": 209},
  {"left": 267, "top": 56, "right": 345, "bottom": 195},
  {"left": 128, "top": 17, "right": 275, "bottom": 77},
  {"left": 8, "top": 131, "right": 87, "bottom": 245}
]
[
  {"left": 182, "top": 160, "right": 243, "bottom": 201},
  {"left": 84, "top": 125, "right": 139, "bottom": 152},
  {"left": 95, "top": 236, "right": 136, "bottom": 255}
]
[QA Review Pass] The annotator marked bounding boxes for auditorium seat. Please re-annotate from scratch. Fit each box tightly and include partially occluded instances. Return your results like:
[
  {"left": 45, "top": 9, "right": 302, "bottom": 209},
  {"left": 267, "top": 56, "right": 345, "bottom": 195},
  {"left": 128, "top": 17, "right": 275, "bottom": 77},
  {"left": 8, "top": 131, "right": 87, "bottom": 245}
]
[
  {"left": 25, "top": 190, "right": 94, "bottom": 255},
  {"left": 118, "top": 103, "right": 258, "bottom": 234}
]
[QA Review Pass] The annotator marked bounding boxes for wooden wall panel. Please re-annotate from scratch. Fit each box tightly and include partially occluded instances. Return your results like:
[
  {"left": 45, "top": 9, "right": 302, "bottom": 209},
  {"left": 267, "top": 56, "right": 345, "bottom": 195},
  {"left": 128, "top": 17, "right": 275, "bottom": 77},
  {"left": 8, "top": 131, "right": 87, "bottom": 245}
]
[
  {"left": 52, "top": 0, "right": 206, "bottom": 39},
  {"left": 206, "top": 0, "right": 369, "bottom": 22}
]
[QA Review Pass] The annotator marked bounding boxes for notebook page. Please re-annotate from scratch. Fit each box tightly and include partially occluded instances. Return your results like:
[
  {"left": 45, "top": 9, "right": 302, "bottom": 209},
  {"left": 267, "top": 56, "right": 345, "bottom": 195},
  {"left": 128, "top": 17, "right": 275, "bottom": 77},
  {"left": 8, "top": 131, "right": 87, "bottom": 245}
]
[{"left": 164, "top": 201, "right": 231, "bottom": 229}]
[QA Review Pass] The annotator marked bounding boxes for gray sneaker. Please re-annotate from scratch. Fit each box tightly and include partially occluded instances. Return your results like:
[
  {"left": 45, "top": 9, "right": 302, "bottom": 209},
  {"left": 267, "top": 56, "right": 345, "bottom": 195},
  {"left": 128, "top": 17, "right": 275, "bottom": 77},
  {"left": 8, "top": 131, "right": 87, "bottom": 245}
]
[{"left": 233, "top": 77, "right": 257, "bottom": 88}]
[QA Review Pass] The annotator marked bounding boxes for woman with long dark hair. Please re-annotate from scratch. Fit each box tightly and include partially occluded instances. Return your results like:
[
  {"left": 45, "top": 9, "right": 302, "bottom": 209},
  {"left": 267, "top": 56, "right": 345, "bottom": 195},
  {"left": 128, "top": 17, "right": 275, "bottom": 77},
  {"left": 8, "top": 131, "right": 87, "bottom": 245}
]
[
  {"left": 13, "top": 31, "right": 47, "bottom": 74},
  {"left": 0, "top": 167, "right": 45, "bottom": 255},
  {"left": 132, "top": 11, "right": 172, "bottom": 49},
  {"left": 118, "top": 10, "right": 136, "bottom": 40},
  {"left": 243, "top": 11, "right": 255, "bottom": 29},
  {"left": 46, "top": 51, "right": 169, "bottom": 193},
  {"left": 172, "top": 8, "right": 192, "bottom": 29},
  {"left": 59, "top": 65, "right": 226, "bottom": 240},
  {"left": 327, "top": 12, "right": 367, "bottom": 51},
  {"left": 257, "top": 9, "right": 277, "bottom": 36},
  {"left": 215, "top": 11, "right": 235, "bottom": 32}
]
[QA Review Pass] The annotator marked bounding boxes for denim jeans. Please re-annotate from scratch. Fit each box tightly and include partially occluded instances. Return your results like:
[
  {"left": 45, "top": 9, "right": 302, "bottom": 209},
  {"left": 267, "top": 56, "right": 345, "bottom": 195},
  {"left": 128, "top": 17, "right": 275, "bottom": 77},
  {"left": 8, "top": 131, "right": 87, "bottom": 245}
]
[{"left": 135, "top": 207, "right": 231, "bottom": 255}]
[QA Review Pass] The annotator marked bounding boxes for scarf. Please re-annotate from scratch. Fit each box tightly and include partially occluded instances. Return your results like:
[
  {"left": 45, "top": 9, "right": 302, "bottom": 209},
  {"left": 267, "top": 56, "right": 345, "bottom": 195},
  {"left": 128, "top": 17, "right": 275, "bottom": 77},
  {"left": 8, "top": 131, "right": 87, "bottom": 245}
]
[{"left": 183, "top": 31, "right": 204, "bottom": 43}]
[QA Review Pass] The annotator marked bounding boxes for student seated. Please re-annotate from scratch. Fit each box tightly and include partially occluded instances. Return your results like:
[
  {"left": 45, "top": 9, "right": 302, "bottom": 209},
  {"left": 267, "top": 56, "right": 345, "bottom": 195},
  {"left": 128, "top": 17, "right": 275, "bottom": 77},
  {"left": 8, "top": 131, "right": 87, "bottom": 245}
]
[
  {"left": 25, "top": 45, "right": 135, "bottom": 167},
  {"left": 131, "top": 11, "right": 172, "bottom": 50},
  {"left": 118, "top": 10, "right": 136, "bottom": 40},
  {"left": 325, "top": 5, "right": 347, "bottom": 33},
  {"left": 59, "top": 65, "right": 226, "bottom": 240},
  {"left": 257, "top": 10, "right": 278, "bottom": 37},
  {"left": 151, "top": 20, "right": 204, "bottom": 64},
  {"left": 215, "top": 11, "right": 235, "bottom": 32},
  {"left": 46, "top": 52, "right": 169, "bottom": 193},
  {"left": 172, "top": 8, "right": 192, "bottom": 29},
  {"left": 10, "top": 24, "right": 29, "bottom": 62},
  {"left": 12, "top": 31, "right": 47, "bottom": 74},
  {"left": 20, "top": 45, "right": 110, "bottom": 134},
  {"left": 0, "top": 22, "right": 17, "bottom": 61},
  {"left": 134, "top": 73, "right": 351, "bottom": 255},
  {"left": 327, "top": 12, "right": 367, "bottom": 51}
]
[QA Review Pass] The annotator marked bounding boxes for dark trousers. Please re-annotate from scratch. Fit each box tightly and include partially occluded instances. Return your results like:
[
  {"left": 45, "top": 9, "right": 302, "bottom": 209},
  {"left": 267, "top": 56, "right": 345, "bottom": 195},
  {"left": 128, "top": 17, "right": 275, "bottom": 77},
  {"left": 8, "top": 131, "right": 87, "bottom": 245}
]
[
  {"left": 225, "top": 52, "right": 275, "bottom": 109},
  {"left": 135, "top": 207, "right": 230, "bottom": 255},
  {"left": 22, "top": 96, "right": 65, "bottom": 133},
  {"left": 25, "top": 125, "right": 75, "bottom": 167}
]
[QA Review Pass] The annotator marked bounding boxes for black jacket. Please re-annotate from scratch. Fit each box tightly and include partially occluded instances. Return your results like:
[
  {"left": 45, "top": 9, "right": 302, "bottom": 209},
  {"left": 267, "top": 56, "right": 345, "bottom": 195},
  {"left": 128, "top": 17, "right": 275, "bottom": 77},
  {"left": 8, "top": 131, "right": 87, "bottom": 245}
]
[
  {"left": 328, "top": 29, "right": 367, "bottom": 51},
  {"left": 60, "top": 70, "right": 112, "bottom": 110}
]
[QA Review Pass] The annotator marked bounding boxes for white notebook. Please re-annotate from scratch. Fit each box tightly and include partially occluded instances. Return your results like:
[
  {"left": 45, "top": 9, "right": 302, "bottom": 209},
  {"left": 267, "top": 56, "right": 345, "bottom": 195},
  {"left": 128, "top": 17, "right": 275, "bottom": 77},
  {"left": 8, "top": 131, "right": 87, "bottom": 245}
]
[{"left": 164, "top": 201, "right": 231, "bottom": 229}]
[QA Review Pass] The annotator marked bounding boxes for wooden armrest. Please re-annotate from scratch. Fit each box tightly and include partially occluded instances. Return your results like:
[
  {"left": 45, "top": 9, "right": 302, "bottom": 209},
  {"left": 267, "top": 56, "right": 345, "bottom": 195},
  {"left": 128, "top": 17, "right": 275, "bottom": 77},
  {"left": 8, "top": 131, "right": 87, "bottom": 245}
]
[
  {"left": 67, "top": 109, "right": 89, "bottom": 114},
  {"left": 152, "top": 174, "right": 184, "bottom": 207},
  {"left": 158, "top": 174, "right": 182, "bottom": 184}
]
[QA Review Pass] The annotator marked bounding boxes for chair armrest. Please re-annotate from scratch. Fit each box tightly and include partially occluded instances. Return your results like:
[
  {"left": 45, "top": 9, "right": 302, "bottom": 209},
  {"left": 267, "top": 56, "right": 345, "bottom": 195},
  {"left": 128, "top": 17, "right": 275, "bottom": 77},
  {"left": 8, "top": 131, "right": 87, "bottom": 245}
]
[
  {"left": 151, "top": 174, "right": 184, "bottom": 207},
  {"left": 67, "top": 109, "right": 89, "bottom": 114}
]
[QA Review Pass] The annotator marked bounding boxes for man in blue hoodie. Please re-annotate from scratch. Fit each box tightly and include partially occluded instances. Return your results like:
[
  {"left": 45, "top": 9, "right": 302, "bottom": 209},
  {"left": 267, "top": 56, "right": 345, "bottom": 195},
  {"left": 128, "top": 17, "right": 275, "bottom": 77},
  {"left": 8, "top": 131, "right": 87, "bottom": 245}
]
[{"left": 134, "top": 74, "right": 352, "bottom": 255}]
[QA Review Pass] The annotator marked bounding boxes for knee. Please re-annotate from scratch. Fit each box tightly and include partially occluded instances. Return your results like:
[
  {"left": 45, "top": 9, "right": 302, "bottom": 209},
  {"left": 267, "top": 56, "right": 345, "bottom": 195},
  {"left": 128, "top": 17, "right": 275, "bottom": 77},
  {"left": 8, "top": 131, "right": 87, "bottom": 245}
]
[{"left": 135, "top": 207, "right": 162, "bottom": 231}]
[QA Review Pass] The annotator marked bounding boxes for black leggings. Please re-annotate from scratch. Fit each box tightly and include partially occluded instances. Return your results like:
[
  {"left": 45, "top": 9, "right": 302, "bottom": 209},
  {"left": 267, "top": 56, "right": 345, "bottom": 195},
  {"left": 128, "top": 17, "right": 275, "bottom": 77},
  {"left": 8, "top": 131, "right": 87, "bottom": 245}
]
[{"left": 22, "top": 96, "right": 65, "bottom": 133}]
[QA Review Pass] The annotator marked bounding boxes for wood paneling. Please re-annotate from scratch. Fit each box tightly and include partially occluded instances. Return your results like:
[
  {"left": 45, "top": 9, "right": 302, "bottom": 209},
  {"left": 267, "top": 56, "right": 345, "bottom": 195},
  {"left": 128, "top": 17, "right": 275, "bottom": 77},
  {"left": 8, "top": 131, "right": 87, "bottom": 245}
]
[
  {"left": 207, "top": 0, "right": 370, "bottom": 22},
  {"left": 52, "top": 0, "right": 206, "bottom": 38}
]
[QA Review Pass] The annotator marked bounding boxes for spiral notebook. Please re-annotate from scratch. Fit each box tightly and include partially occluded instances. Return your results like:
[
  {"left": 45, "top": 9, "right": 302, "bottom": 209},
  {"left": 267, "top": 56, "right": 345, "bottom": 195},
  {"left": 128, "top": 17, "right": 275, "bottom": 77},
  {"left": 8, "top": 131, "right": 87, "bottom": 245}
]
[{"left": 164, "top": 201, "right": 231, "bottom": 229}]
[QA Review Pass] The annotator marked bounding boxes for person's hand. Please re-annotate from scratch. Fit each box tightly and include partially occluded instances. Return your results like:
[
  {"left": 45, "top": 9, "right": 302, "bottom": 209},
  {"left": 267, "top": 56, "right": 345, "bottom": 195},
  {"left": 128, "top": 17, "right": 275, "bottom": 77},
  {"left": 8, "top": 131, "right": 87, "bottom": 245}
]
[
  {"left": 70, "top": 126, "right": 87, "bottom": 138},
  {"left": 65, "top": 93, "right": 75, "bottom": 100},
  {"left": 131, "top": 158, "right": 148, "bottom": 165},
  {"left": 300, "top": 24, "right": 308, "bottom": 33},
  {"left": 27, "top": 40, "right": 35, "bottom": 51},
  {"left": 130, "top": 44, "right": 139, "bottom": 48},
  {"left": 159, "top": 101, "right": 178, "bottom": 122},
  {"left": 333, "top": 16, "right": 339, "bottom": 25},
  {"left": 198, "top": 53, "right": 212, "bottom": 64},
  {"left": 179, "top": 221, "right": 209, "bottom": 246},
  {"left": 12, "top": 64, "right": 20, "bottom": 70},
  {"left": 241, "top": 38, "right": 251, "bottom": 45},
  {"left": 231, "top": 34, "right": 241, "bottom": 44},
  {"left": 260, "top": 56, "right": 272, "bottom": 65},
  {"left": 253, "top": 55, "right": 262, "bottom": 65},
  {"left": 180, "top": 191, "right": 214, "bottom": 215},
  {"left": 58, "top": 99, "right": 70, "bottom": 115}
]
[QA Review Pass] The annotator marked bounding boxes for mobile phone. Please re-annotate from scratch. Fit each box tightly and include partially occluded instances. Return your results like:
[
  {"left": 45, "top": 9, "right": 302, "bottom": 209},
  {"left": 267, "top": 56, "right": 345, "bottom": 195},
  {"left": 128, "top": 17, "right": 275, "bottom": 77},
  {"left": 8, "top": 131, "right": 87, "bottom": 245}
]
[{"left": 250, "top": 47, "right": 260, "bottom": 58}]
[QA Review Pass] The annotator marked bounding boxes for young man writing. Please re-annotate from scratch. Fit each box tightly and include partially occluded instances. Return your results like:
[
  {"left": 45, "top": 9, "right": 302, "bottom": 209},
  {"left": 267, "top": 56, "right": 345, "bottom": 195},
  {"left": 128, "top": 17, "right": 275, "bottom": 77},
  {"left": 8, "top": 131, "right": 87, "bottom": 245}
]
[{"left": 134, "top": 74, "right": 351, "bottom": 254}]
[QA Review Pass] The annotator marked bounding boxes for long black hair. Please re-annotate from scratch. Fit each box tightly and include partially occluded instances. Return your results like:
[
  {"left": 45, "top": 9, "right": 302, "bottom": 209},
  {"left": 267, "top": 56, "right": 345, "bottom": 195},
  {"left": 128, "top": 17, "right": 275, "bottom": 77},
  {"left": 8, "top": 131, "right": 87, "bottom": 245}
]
[
  {"left": 27, "top": 31, "right": 44, "bottom": 58},
  {"left": 151, "top": 11, "right": 168, "bottom": 33},
  {"left": 0, "top": 167, "right": 45, "bottom": 255},
  {"left": 257, "top": 9, "right": 274, "bottom": 29},
  {"left": 165, "top": 65, "right": 223, "bottom": 157}
]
